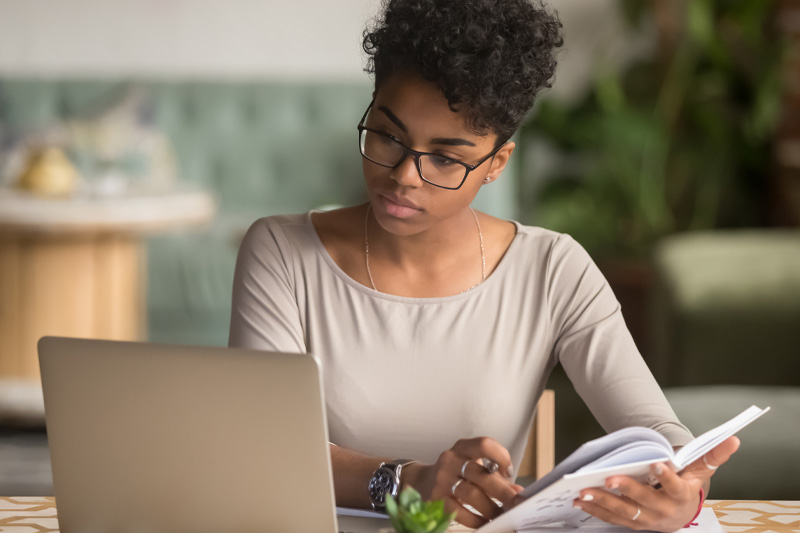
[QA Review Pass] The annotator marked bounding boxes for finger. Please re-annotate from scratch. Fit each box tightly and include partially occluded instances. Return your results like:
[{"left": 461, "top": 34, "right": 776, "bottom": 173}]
[
  {"left": 452, "top": 437, "right": 514, "bottom": 478},
  {"left": 576, "top": 487, "right": 638, "bottom": 519},
  {"left": 606, "top": 464, "right": 692, "bottom": 505},
  {"left": 704, "top": 436, "right": 740, "bottom": 469},
  {"left": 461, "top": 460, "right": 520, "bottom": 508},
  {"left": 511, "top": 491, "right": 527, "bottom": 510},
  {"left": 574, "top": 497, "right": 646, "bottom": 531},
  {"left": 603, "top": 473, "right": 667, "bottom": 512},
  {"left": 604, "top": 466, "right": 701, "bottom": 527},
  {"left": 451, "top": 477, "right": 503, "bottom": 520},
  {"left": 650, "top": 462, "right": 696, "bottom": 501},
  {"left": 683, "top": 437, "right": 740, "bottom": 478},
  {"left": 446, "top": 496, "right": 489, "bottom": 529}
]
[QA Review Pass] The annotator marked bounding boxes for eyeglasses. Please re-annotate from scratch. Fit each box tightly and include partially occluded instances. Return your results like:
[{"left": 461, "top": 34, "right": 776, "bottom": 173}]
[{"left": 356, "top": 101, "right": 504, "bottom": 190}]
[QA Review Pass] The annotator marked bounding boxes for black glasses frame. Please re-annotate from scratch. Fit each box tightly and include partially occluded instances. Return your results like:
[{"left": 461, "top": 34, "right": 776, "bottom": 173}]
[{"left": 356, "top": 101, "right": 505, "bottom": 190}]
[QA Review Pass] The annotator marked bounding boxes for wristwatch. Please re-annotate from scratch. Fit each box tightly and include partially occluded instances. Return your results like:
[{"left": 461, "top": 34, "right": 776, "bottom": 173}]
[{"left": 368, "top": 459, "right": 416, "bottom": 512}]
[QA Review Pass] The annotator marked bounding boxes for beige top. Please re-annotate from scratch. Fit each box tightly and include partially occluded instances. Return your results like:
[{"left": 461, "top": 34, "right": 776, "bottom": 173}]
[{"left": 228, "top": 212, "right": 693, "bottom": 470}]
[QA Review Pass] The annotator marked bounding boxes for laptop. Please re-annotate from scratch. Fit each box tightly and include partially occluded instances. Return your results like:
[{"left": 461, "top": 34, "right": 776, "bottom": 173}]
[{"left": 38, "top": 336, "right": 391, "bottom": 533}]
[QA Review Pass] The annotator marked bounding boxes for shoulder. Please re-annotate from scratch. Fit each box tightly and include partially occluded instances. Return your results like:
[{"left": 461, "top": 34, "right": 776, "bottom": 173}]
[
  {"left": 238, "top": 212, "right": 316, "bottom": 266},
  {"left": 512, "top": 221, "right": 562, "bottom": 244},
  {"left": 509, "top": 222, "right": 587, "bottom": 262},
  {"left": 505, "top": 223, "right": 603, "bottom": 292},
  {"left": 244, "top": 212, "right": 310, "bottom": 238}
]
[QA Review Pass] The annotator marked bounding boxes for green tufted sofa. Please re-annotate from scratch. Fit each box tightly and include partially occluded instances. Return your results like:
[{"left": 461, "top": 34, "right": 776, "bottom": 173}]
[
  {"left": 0, "top": 78, "right": 518, "bottom": 348},
  {"left": 650, "top": 230, "right": 800, "bottom": 499},
  {"left": 650, "top": 230, "right": 800, "bottom": 387}
]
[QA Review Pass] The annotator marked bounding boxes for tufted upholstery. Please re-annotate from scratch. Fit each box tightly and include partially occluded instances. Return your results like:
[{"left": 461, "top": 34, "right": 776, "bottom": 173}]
[
  {"left": 666, "top": 385, "right": 800, "bottom": 499},
  {"left": 650, "top": 230, "right": 800, "bottom": 499},
  {"left": 0, "top": 79, "right": 518, "bottom": 347},
  {"left": 0, "top": 80, "right": 375, "bottom": 212},
  {"left": 649, "top": 230, "right": 800, "bottom": 387}
]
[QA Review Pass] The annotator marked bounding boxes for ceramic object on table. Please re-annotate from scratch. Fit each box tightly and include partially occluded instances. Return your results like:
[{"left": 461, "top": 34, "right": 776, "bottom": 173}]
[{"left": 16, "top": 147, "right": 79, "bottom": 196}]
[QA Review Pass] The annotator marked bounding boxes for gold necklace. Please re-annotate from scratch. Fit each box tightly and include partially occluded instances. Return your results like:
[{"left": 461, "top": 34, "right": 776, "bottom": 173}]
[{"left": 364, "top": 204, "right": 486, "bottom": 294}]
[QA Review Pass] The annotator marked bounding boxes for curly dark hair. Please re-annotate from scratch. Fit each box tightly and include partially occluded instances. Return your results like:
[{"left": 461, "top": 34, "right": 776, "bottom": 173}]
[{"left": 363, "top": 0, "right": 563, "bottom": 144}]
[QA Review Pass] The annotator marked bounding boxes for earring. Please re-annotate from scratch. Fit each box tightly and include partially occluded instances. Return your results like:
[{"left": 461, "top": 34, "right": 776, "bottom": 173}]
[{"left": 484, "top": 176, "right": 492, "bottom": 183}]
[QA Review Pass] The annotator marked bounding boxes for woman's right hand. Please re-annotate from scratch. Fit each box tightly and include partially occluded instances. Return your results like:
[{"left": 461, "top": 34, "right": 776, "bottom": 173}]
[{"left": 401, "top": 437, "right": 525, "bottom": 528}]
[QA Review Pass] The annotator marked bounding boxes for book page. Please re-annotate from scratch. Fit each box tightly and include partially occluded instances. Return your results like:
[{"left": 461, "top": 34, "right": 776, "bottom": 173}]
[
  {"left": 575, "top": 441, "right": 677, "bottom": 473},
  {"left": 479, "top": 406, "right": 770, "bottom": 532},
  {"left": 674, "top": 405, "right": 770, "bottom": 469},
  {"left": 478, "top": 459, "right": 669, "bottom": 533},
  {"left": 516, "top": 507, "right": 723, "bottom": 533},
  {"left": 520, "top": 427, "right": 671, "bottom": 499}
]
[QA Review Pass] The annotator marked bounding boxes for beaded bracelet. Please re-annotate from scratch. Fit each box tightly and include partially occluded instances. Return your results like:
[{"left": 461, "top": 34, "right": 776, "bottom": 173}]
[{"left": 682, "top": 488, "right": 705, "bottom": 528}]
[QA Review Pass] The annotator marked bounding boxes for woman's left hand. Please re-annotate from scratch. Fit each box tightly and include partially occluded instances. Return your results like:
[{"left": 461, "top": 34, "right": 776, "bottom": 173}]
[{"left": 573, "top": 436, "right": 740, "bottom": 532}]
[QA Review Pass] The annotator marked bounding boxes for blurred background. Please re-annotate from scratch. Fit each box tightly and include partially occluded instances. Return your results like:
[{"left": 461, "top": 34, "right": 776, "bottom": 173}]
[{"left": 0, "top": 0, "right": 798, "bottom": 500}]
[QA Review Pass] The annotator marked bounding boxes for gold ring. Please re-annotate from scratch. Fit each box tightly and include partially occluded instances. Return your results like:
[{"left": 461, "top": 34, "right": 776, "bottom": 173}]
[{"left": 451, "top": 478, "right": 464, "bottom": 497}]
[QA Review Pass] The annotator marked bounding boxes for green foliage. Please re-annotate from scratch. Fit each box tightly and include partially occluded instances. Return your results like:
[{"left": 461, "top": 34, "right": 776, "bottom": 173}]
[
  {"left": 521, "top": 0, "right": 783, "bottom": 259},
  {"left": 385, "top": 487, "right": 456, "bottom": 533}
]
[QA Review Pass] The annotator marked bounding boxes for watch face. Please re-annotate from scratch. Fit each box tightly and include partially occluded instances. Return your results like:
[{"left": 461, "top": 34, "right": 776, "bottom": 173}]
[{"left": 369, "top": 467, "right": 396, "bottom": 506}]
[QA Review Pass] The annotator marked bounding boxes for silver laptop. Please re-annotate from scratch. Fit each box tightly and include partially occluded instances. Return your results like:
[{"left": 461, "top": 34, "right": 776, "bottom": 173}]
[{"left": 38, "top": 336, "right": 389, "bottom": 533}]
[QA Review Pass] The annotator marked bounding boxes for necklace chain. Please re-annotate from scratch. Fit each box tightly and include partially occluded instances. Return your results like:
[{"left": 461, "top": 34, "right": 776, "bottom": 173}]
[{"left": 364, "top": 205, "right": 486, "bottom": 294}]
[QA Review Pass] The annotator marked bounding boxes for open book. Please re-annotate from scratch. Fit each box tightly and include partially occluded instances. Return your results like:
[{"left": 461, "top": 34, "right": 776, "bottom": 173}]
[{"left": 477, "top": 405, "right": 770, "bottom": 533}]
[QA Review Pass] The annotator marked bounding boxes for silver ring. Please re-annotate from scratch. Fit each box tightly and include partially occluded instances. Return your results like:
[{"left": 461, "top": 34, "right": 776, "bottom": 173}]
[
  {"left": 631, "top": 506, "right": 641, "bottom": 521},
  {"left": 460, "top": 460, "right": 471, "bottom": 479},
  {"left": 451, "top": 478, "right": 464, "bottom": 497},
  {"left": 483, "top": 459, "right": 500, "bottom": 474},
  {"left": 703, "top": 456, "right": 718, "bottom": 470}
]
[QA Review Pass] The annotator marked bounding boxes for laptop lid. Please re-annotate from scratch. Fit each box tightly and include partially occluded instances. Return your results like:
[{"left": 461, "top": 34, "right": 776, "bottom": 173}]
[{"left": 38, "top": 336, "right": 338, "bottom": 532}]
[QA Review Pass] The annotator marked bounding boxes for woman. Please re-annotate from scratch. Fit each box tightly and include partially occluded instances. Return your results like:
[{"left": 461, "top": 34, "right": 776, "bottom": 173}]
[{"left": 229, "top": 0, "right": 739, "bottom": 529}]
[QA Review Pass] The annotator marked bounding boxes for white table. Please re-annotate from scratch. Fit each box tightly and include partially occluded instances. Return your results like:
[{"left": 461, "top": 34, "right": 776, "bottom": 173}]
[{"left": 1, "top": 499, "right": 799, "bottom": 532}]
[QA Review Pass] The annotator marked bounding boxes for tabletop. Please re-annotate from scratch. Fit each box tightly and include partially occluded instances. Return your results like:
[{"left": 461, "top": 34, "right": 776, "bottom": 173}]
[
  {"left": 0, "top": 184, "right": 216, "bottom": 235},
  {"left": 1, "top": 498, "right": 798, "bottom": 532}
]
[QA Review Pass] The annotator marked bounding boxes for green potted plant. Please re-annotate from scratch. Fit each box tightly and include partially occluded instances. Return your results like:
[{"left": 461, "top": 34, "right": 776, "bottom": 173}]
[{"left": 383, "top": 487, "right": 456, "bottom": 533}]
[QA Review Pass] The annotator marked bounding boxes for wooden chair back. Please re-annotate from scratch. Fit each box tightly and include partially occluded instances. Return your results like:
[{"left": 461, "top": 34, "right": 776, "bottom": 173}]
[{"left": 516, "top": 389, "right": 555, "bottom": 480}]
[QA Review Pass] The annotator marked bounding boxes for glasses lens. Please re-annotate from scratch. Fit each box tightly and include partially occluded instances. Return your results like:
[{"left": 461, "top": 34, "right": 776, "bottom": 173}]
[
  {"left": 358, "top": 129, "right": 468, "bottom": 189},
  {"left": 360, "top": 130, "right": 404, "bottom": 167},
  {"left": 419, "top": 154, "right": 468, "bottom": 189}
]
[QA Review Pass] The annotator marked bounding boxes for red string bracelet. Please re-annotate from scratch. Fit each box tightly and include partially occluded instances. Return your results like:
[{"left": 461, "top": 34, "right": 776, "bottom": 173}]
[{"left": 682, "top": 488, "right": 705, "bottom": 528}]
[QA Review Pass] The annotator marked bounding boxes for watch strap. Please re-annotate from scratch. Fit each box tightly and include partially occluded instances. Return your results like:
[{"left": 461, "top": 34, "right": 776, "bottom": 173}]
[
  {"left": 369, "top": 459, "right": 418, "bottom": 511},
  {"left": 392, "top": 459, "right": 418, "bottom": 494}
]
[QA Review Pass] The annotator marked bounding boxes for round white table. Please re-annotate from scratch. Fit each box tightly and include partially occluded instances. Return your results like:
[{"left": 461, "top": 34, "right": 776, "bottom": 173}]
[{"left": 0, "top": 185, "right": 216, "bottom": 383}]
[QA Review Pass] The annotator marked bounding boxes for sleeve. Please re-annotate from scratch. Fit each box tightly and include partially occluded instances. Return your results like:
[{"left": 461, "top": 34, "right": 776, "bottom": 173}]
[
  {"left": 545, "top": 234, "right": 693, "bottom": 447},
  {"left": 227, "top": 217, "right": 307, "bottom": 353}
]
